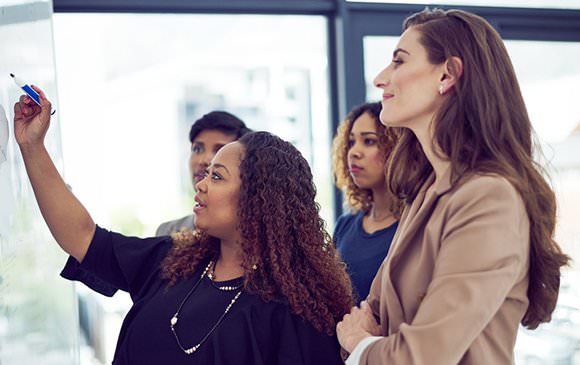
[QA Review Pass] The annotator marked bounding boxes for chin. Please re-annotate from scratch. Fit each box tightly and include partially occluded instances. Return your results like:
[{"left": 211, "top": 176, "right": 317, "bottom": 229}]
[
  {"left": 197, "top": 225, "right": 222, "bottom": 239},
  {"left": 194, "top": 222, "right": 208, "bottom": 232},
  {"left": 353, "top": 180, "right": 370, "bottom": 190},
  {"left": 379, "top": 112, "right": 393, "bottom": 127},
  {"left": 380, "top": 116, "right": 399, "bottom": 127},
  {"left": 380, "top": 109, "right": 406, "bottom": 127}
]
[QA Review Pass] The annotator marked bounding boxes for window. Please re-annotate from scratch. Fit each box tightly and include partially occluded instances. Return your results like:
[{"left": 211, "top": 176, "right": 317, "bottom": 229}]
[
  {"left": 53, "top": 13, "right": 334, "bottom": 236},
  {"left": 53, "top": 13, "right": 333, "bottom": 363}
]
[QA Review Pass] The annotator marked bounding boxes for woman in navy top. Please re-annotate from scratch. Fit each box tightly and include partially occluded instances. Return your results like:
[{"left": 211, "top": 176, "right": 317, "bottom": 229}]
[
  {"left": 13, "top": 88, "right": 354, "bottom": 365},
  {"left": 332, "top": 102, "right": 403, "bottom": 302}
]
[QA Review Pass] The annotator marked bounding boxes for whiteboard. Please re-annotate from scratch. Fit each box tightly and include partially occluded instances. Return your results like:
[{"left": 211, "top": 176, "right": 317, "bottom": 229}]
[{"left": 0, "top": 1, "right": 78, "bottom": 364}]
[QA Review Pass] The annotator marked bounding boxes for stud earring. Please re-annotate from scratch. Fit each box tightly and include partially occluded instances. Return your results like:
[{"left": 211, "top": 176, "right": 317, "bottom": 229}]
[{"left": 438, "top": 84, "right": 444, "bottom": 95}]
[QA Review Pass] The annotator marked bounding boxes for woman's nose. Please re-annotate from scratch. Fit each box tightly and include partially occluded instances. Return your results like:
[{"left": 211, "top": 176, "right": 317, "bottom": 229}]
[
  {"left": 201, "top": 151, "right": 213, "bottom": 166},
  {"left": 348, "top": 145, "right": 362, "bottom": 159},
  {"left": 194, "top": 174, "right": 208, "bottom": 192},
  {"left": 373, "top": 66, "right": 390, "bottom": 89}
]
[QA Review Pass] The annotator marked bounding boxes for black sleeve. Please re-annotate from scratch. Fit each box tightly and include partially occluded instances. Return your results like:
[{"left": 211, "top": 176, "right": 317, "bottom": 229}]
[
  {"left": 60, "top": 225, "right": 172, "bottom": 299},
  {"left": 277, "top": 311, "right": 344, "bottom": 365}
]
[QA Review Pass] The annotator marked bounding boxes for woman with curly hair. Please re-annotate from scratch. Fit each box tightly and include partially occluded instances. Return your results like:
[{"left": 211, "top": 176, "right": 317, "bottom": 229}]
[
  {"left": 13, "top": 87, "right": 353, "bottom": 365},
  {"left": 332, "top": 101, "right": 402, "bottom": 303}
]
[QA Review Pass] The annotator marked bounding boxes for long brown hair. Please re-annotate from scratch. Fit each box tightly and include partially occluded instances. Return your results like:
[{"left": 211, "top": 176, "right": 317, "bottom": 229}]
[
  {"left": 332, "top": 102, "right": 403, "bottom": 217},
  {"left": 162, "top": 131, "right": 354, "bottom": 334},
  {"left": 388, "top": 8, "right": 569, "bottom": 329}
]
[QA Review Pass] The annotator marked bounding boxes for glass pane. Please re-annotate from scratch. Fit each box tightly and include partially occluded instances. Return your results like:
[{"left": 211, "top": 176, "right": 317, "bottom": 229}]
[
  {"left": 53, "top": 13, "right": 332, "bottom": 236},
  {"left": 506, "top": 39, "right": 580, "bottom": 365},
  {"left": 363, "top": 36, "right": 399, "bottom": 102},
  {"left": 363, "top": 36, "right": 580, "bottom": 364},
  {"left": 53, "top": 13, "right": 332, "bottom": 364},
  {"left": 348, "top": 0, "right": 580, "bottom": 10},
  {"left": 0, "top": 1, "right": 78, "bottom": 365}
]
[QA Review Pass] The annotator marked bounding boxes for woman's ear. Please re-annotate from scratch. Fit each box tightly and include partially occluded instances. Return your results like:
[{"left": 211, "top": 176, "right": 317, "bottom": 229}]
[{"left": 439, "top": 56, "right": 463, "bottom": 95}]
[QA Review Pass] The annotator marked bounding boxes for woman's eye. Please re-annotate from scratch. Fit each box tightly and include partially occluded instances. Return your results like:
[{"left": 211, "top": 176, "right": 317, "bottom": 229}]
[
  {"left": 192, "top": 144, "right": 203, "bottom": 154},
  {"left": 365, "top": 138, "right": 377, "bottom": 146},
  {"left": 211, "top": 172, "right": 222, "bottom": 181},
  {"left": 347, "top": 139, "right": 355, "bottom": 148},
  {"left": 392, "top": 58, "right": 403, "bottom": 66}
]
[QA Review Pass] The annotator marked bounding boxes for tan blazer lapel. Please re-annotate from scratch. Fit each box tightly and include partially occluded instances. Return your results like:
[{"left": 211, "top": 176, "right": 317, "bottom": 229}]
[{"left": 387, "top": 166, "right": 454, "bottom": 269}]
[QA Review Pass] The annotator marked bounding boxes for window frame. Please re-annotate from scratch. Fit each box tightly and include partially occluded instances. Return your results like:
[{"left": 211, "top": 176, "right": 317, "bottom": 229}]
[{"left": 52, "top": 0, "right": 580, "bottom": 219}]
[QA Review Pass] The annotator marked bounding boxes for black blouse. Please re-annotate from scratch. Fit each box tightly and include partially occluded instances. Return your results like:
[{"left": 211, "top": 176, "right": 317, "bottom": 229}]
[{"left": 61, "top": 226, "right": 344, "bottom": 365}]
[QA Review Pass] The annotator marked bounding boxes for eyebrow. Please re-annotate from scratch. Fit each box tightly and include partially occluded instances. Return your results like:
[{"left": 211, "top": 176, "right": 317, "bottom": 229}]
[
  {"left": 212, "top": 163, "right": 230, "bottom": 175},
  {"left": 350, "top": 131, "right": 378, "bottom": 137},
  {"left": 393, "top": 48, "right": 410, "bottom": 57}
]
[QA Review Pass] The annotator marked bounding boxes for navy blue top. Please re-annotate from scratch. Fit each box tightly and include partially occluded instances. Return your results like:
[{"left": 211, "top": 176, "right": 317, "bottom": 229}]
[
  {"left": 61, "top": 226, "right": 343, "bottom": 365},
  {"left": 333, "top": 211, "right": 398, "bottom": 303}
]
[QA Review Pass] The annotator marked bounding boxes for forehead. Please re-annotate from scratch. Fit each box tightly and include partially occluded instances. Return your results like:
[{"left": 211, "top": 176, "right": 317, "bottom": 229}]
[
  {"left": 211, "top": 141, "right": 244, "bottom": 168},
  {"left": 193, "top": 129, "right": 237, "bottom": 144},
  {"left": 396, "top": 27, "right": 424, "bottom": 54},
  {"left": 351, "top": 112, "right": 378, "bottom": 133}
]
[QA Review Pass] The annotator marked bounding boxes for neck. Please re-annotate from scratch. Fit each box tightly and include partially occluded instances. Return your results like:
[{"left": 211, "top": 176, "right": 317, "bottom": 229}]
[
  {"left": 215, "top": 239, "right": 244, "bottom": 281},
  {"left": 412, "top": 121, "right": 450, "bottom": 186},
  {"left": 370, "top": 185, "right": 393, "bottom": 221}
]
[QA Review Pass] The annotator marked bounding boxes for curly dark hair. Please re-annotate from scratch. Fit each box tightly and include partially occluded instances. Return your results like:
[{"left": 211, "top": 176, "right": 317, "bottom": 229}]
[
  {"left": 188, "top": 110, "right": 251, "bottom": 143},
  {"left": 332, "top": 102, "right": 403, "bottom": 217},
  {"left": 162, "top": 131, "right": 354, "bottom": 334}
]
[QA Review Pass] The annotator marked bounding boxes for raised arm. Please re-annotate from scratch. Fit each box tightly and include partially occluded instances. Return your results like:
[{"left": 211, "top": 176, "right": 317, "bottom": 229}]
[{"left": 14, "top": 87, "right": 95, "bottom": 262}]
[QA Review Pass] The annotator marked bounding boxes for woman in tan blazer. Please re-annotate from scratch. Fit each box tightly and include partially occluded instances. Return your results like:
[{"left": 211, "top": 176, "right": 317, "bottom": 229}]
[{"left": 336, "top": 8, "right": 570, "bottom": 364}]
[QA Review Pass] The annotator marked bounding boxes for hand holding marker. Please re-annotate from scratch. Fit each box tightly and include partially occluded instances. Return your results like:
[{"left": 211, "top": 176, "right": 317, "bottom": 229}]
[{"left": 10, "top": 73, "right": 55, "bottom": 114}]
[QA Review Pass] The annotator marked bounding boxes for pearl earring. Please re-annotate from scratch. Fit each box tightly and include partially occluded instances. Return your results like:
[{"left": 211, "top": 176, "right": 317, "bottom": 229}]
[{"left": 438, "top": 84, "right": 444, "bottom": 95}]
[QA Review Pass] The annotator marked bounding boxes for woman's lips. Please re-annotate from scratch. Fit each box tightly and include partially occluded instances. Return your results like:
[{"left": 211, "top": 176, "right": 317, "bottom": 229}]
[
  {"left": 193, "top": 196, "right": 206, "bottom": 213},
  {"left": 349, "top": 165, "right": 363, "bottom": 174}
]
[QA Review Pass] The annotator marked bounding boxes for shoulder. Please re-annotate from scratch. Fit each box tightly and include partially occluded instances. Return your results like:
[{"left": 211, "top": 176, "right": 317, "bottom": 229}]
[
  {"left": 334, "top": 211, "right": 360, "bottom": 235},
  {"left": 448, "top": 173, "right": 523, "bottom": 210},
  {"left": 442, "top": 173, "right": 529, "bottom": 235},
  {"left": 456, "top": 173, "right": 518, "bottom": 195},
  {"left": 99, "top": 226, "right": 175, "bottom": 259},
  {"left": 156, "top": 214, "right": 196, "bottom": 236}
]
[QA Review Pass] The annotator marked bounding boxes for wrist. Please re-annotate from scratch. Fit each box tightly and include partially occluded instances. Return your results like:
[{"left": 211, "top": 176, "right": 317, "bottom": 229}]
[
  {"left": 19, "top": 142, "right": 47, "bottom": 157},
  {"left": 346, "top": 331, "right": 372, "bottom": 353}
]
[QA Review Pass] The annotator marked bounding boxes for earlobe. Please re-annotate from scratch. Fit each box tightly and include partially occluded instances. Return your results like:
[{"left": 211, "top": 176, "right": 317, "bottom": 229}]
[{"left": 439, "top": 56, "right": 463, "bottom": 95}]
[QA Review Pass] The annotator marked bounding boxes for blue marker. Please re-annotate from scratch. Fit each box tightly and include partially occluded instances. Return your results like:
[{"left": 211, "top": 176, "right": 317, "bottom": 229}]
[{"left": 10, "top": 73, "right": 41, "bottom": 106}]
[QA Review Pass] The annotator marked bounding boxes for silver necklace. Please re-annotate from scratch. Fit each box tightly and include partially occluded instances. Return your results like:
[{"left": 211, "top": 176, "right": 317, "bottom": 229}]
[
  {"left": 170, "top": 260, "right": 243, "bottom": 355},
  {"left": 207, "top": 260, "right": 244, "bottom": 291},
  {"left": 370, "top": 207, "right": 394, "bottom": 222}
]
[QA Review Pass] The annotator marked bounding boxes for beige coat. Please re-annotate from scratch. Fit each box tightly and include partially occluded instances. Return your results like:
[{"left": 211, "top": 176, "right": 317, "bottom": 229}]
[{"left": 360, "top": 168, "right": 530, "bottom": 364}]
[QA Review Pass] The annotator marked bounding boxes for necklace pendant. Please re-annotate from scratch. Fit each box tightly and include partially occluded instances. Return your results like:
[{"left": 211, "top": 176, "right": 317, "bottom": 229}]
[{"left": 171, "top": 261, "right": 242, "bottom": 356}]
